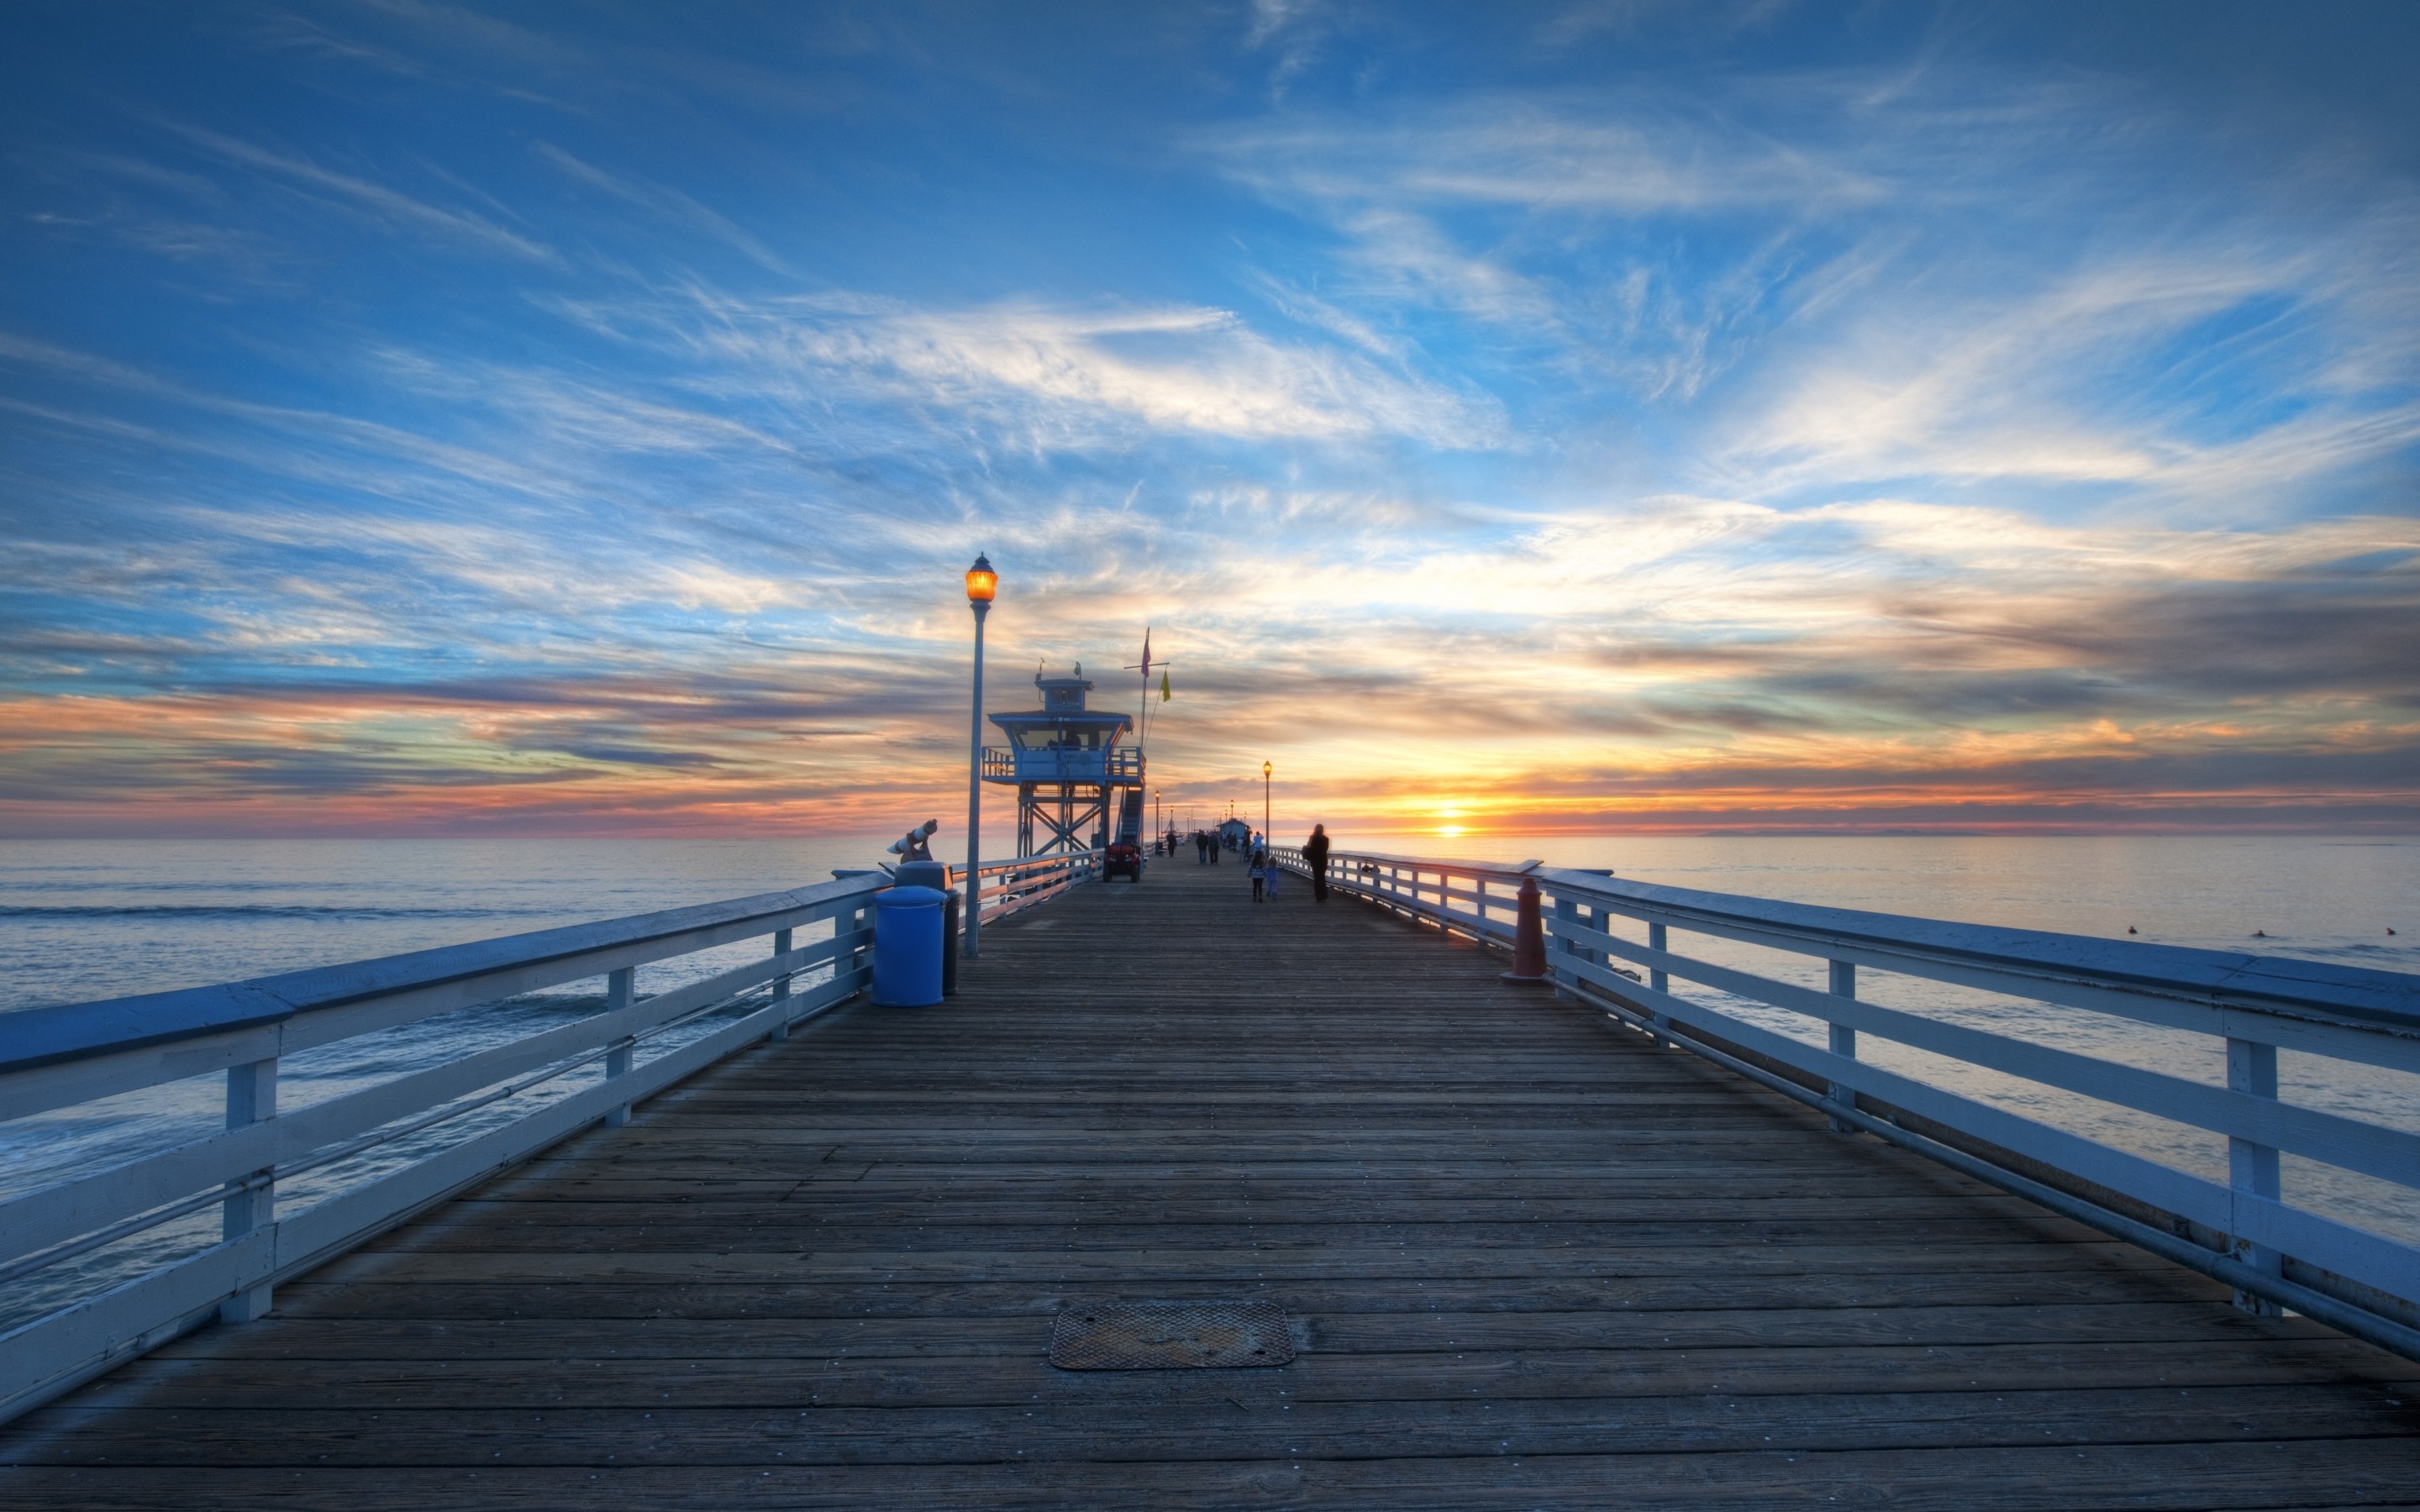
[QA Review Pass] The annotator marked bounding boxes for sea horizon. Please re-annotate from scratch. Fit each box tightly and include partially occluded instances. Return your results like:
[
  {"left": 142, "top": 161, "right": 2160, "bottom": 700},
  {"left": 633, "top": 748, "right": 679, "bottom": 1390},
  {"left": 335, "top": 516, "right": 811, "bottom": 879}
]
[{"left": 5, "top": 831, "right": 2410, "bottom": 1015}]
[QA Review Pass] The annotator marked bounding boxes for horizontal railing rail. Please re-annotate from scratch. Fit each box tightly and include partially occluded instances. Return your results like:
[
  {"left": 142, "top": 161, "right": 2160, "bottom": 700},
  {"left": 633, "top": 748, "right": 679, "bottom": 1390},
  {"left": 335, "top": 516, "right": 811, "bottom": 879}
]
[
  {"left": 1278, "top": 844, "right": 2420, "bottom": 1361},
  {"left": 0, "top": 845, "right": 1096, "bottom": 1426},
  {"left": 979, "top": 747, "right": 1144, "bottom": 784},
  {"left": 952, "top": 848, "right": 1102, "bottom": 925}
]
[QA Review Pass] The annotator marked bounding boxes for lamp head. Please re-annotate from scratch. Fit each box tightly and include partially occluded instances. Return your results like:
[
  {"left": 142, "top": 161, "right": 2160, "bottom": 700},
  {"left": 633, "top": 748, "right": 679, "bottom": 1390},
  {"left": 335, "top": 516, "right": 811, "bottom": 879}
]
[
  {"left": 965, "top": 554, "right": 997, "bottom": 604},
  {"left": 1263, "top": 760, "right": 1272, "bottom": 778}
]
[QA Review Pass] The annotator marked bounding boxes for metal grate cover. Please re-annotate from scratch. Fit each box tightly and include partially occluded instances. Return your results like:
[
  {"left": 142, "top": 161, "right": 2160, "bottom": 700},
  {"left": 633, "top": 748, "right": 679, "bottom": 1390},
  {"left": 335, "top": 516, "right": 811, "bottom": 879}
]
[{"left": 1050, "top": 1299, "right": 1296, "bottom": 1370}]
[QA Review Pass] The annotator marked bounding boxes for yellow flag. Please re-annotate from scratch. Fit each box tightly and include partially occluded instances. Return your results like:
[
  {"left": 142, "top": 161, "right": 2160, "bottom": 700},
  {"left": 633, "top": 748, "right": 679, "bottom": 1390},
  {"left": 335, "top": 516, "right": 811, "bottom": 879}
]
[{"left": 1160, "top": 670, "right": 1171, "bottom": 701}]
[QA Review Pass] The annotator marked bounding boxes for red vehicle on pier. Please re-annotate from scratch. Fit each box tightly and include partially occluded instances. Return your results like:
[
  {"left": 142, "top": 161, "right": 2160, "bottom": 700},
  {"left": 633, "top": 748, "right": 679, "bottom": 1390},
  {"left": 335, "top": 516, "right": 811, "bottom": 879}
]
[{"left": 1104, "top": 839, "right": 1144, "bottom": 881}]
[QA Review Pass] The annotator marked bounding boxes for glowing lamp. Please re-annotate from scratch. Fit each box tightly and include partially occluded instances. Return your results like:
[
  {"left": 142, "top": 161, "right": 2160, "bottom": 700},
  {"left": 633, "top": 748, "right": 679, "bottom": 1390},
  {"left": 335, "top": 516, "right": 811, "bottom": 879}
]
[{"left": 965, "top": 554, "right": 997, "bottom": 603}]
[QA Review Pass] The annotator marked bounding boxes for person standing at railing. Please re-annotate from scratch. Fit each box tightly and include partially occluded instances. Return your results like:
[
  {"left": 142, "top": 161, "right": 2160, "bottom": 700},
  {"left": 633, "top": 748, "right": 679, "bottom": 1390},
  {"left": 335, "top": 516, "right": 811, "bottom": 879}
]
[{"left": 1304, "top": 823, "right": 1330, "bottom": 902}]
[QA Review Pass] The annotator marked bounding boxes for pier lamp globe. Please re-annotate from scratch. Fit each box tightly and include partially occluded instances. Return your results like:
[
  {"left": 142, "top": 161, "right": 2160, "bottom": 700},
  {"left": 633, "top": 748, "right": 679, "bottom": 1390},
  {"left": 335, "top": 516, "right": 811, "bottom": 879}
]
[{"left": 962, "top": 555, "right": 996, "bottom": 960}]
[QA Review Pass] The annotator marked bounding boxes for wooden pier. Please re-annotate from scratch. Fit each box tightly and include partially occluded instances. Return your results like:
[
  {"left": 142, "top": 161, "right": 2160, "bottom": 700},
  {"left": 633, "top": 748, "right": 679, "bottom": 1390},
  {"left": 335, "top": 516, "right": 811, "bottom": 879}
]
[{"left": 5, "top": 858, "right": 2419, "bottom": 1508}]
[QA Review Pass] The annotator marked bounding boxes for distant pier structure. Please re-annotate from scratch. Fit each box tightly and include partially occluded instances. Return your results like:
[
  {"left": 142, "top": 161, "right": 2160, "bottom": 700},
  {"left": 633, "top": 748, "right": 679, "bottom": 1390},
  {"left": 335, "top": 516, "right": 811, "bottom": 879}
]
[{"left": 981, "top": 663, "right": 1144, "bottom": 857}]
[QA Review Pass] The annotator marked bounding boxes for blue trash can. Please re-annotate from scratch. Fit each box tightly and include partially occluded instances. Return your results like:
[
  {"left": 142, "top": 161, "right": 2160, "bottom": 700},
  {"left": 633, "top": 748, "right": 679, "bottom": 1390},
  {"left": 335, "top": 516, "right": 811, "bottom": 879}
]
[
  {"left": 871, "top": 885, "right": 947, "bottom": 1006},
  {"left": 891, "top": 861, "right": 960, "bottom": 996}
]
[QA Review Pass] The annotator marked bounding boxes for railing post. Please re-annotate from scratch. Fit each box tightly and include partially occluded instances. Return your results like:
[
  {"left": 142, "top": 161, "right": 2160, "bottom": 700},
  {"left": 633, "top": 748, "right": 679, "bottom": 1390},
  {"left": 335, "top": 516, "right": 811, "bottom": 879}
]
[
  {"left": 218, "top": 1056, "right": 277, "bottom": 1323},
  {"left": 769, "top": 927, "right": 793, "bottom": 1041},
  {"left": 1827, "top": 959, "right": 1859, "bottom": 1133},
  {"left": 2228, "top": 1037, "right": 2284, "bottom": 1316},
  {"left": 603, "top": 966, "right": 636, "bottom": 1128},
  {"left": 1590, "top": 906, "right": 1610, "bottom": 990},
  {"left": 1646, "top": 921, "right": 1671, "bottom": 1046},
  {"left": 1552, "top": 895, "right": 1582, "bottom": 998}
]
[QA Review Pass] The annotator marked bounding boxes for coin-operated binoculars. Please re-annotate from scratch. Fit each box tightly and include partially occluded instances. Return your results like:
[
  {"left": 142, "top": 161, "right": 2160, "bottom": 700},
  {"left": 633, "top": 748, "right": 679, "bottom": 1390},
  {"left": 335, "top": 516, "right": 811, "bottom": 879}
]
[
  {"left": 888, "top": 819, "right": 940, "bottom": 865},
  {"left": 883, "top": 820, "right": 959, "bottom": 999}
]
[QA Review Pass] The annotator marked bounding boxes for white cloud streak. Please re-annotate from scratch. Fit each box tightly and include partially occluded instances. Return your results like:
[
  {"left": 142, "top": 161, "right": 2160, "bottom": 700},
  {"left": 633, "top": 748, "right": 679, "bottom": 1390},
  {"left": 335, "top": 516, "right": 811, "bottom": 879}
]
[
  {"left": 167, "top": 123, "right": 558, "bottom": 262},
  {"left": 680, "top": 293, "right": 1506, "bottom": 449},
  {"left": 531, "top": 142, "right": 792, "bottom": 274}
]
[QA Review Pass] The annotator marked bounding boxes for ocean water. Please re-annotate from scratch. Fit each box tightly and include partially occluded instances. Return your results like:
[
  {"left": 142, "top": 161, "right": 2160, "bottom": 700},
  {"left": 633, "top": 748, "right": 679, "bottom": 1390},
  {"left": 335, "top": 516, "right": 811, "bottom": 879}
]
[
  {"left": 0, "top": 837, "right": 895, "bottom": 1013},
  {"left": 1374, "top": 832, "right": 2417, "bottom": 969},
  {"left": 1, "top": 834, "right": 2416, "bottom": 1333}
]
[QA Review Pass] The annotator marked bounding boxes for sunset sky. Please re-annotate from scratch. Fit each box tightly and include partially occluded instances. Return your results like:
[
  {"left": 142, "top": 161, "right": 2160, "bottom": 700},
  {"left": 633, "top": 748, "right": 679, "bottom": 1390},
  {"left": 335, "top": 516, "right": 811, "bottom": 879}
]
[{"left": 3, "top": 2, "right": 2417, "bottom": 839}]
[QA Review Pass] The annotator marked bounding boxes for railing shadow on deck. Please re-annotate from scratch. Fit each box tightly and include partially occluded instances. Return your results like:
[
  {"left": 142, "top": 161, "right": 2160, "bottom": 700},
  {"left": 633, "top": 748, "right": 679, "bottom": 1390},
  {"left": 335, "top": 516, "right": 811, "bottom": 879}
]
[
  {"left": 1276, "top": 843, "right": 2420, "bottom": 1364},
  {"left": 0, "top": 846, "right": 1102, "bottom": 1425}
]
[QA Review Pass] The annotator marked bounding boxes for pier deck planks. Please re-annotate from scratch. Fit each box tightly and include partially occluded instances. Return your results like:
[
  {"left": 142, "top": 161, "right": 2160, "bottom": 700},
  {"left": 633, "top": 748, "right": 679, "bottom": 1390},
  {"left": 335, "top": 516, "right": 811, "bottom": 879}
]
[{"left": 6, "top": 856, "right": 2418, "bottom": 1508}]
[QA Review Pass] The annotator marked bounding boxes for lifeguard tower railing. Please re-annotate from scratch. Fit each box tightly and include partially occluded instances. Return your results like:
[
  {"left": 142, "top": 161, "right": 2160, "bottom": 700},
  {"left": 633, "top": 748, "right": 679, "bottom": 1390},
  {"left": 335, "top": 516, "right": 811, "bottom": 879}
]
[
  {"left": 0, "top": 845, "right": 1101, "bottom": 1426},
  {"left": 981, "top": 745, "right": 1144, "bottom": 785},
  {"left": 1276, "top": 844, "right": 2420, "bottom": 1362}
]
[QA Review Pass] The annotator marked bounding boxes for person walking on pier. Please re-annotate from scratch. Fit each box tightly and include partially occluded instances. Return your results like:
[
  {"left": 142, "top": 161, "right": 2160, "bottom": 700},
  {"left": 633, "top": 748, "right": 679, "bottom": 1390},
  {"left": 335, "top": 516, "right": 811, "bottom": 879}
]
[
  {"left": 1248, "top": 844, "right": 1266, "bottom": 903},
  {"left": 1194, "top": 829, "right": 1208, "bottom": 864},
  {"left": 1304, "top": 823, "right": 1331, "bottom": 902}
]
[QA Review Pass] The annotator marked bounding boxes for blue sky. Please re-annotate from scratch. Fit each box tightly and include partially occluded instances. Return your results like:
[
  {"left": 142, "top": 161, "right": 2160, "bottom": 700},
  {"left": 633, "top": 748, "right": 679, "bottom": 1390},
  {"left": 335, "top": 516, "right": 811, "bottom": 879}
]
[{"left": 3, "top": 2, "right": 2417, "bottom": 837}]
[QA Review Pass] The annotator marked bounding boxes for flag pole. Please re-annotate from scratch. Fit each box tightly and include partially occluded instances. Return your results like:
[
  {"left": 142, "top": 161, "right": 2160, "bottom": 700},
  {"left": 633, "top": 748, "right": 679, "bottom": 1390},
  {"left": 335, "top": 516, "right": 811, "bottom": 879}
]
[{"left": 1123, "top": 631, "right": 1172, "bottom": 850}]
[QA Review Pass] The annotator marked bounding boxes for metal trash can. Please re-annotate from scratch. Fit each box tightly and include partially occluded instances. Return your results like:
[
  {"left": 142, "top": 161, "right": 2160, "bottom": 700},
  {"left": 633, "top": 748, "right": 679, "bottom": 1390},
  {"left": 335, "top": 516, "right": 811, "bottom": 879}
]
[{"left": 871, "top": 885, "right": 947, "bottom": 1006}]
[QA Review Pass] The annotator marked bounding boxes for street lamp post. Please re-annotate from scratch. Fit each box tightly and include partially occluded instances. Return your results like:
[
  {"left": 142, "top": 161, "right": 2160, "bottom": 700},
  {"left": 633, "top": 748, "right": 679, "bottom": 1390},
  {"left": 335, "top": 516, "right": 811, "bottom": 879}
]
[
  {"left": 961, "top": 554, "right": 997, "bottom": 958},
  {"left": 1262, "top": 760, "right": 1272, "bottom": 850}
]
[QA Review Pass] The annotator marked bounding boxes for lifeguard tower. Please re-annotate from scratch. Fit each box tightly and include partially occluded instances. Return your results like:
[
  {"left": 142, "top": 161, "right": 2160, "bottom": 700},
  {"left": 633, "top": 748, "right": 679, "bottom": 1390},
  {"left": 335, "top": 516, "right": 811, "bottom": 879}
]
[{"left": 982, "top": 664, "right": 1146, "bottom": 858}]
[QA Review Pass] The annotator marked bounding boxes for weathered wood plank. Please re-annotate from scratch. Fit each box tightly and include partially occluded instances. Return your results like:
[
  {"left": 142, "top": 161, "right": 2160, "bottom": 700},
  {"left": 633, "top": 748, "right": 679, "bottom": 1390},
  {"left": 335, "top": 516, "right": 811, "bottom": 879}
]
[
  {"left": 17, "top": 1383, "right": 2418, "bottom": 1466},
  {"left": 131, "top": 1302, "right": 2339, "bottom": 1363},
  {"left": 10, "top": 1439, "right": 2420, "bottom": 1512},
  {"left": 48, "top": 1336, "right": 2420, "bottom": 1414},
  {"left": 266, "top": 1265, "right": 2235, "bottom": 1319}
]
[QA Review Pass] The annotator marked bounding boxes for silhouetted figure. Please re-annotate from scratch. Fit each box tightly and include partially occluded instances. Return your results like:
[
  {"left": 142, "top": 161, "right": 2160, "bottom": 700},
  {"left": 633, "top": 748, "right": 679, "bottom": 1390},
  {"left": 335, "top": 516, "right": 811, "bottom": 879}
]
[
  {"left": 1249, "top": 846, "right": 1266, "bottom": 903},
  {"left": 1304, "top": 823, "right": 1331, "bottom": 902}
]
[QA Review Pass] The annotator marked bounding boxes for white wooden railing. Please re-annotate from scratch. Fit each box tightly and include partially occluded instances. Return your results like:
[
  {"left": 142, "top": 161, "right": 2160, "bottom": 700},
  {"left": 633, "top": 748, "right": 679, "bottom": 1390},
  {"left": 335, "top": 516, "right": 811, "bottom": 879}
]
[
  {"left": 960, "top": 849, "right": 1101, "bottom": 922},
  {"left": 0, "top": 848, "right": 1099, "bottom": 1425},
  {"left": 1279, "top": 846, "right": 2420, "bottom": 1361}
]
